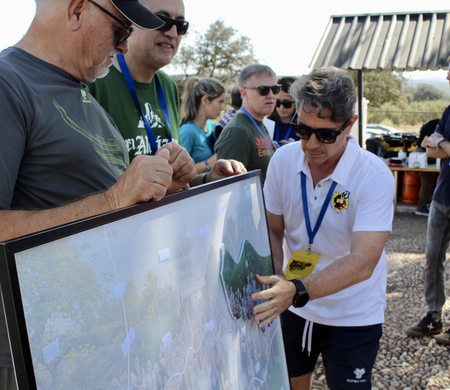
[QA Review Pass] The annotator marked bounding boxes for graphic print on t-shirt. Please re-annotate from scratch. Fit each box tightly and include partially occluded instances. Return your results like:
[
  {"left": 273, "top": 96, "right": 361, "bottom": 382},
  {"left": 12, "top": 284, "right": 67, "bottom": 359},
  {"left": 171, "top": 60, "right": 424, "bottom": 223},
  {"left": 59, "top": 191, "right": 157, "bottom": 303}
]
[
  {"left": 54, "top": 99, "right": 126, "bottom": 174},
  {"left": 125, "top": 102, "right": 172, "bottom": 157}
]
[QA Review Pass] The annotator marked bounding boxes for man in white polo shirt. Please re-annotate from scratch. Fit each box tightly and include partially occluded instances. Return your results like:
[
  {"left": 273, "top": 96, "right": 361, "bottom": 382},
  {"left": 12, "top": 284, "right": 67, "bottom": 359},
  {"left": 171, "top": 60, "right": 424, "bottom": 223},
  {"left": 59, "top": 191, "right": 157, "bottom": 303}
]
[{"left": 251, "top": 67, "right": 394, "bottom": 389}]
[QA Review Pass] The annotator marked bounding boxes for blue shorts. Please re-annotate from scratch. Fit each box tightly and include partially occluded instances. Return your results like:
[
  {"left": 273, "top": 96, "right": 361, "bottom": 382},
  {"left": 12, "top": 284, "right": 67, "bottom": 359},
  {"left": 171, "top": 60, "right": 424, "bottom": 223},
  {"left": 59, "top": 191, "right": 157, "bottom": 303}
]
[{"left": 281, "top": 310, "right": 382, "bottom": 389}]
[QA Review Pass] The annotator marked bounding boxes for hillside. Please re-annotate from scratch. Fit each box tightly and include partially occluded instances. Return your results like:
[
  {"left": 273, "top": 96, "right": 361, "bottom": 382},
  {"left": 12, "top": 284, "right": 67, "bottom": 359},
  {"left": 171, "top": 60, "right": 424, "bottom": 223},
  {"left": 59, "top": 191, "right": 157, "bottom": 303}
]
[{"left": 406, "top": 77, "right": 450, "bottom": 98}]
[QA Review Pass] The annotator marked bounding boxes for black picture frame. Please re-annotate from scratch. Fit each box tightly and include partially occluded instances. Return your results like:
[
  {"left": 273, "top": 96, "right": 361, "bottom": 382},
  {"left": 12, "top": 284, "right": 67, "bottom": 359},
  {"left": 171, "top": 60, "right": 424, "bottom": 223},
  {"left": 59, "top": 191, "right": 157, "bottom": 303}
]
[{"left": 0, "top": 171, "right": 290, "bottom": 390}]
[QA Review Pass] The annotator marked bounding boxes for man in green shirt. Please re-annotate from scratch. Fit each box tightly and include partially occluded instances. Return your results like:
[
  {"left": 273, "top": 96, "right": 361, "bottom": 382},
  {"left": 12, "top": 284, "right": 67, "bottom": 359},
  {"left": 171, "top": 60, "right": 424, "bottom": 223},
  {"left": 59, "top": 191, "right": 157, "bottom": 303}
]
[
  {"left": 90, "top": 0, "right": 187, "bottom": 162},
  {"left": 90, "top": 0, "right": 246, "bottom": 186}
]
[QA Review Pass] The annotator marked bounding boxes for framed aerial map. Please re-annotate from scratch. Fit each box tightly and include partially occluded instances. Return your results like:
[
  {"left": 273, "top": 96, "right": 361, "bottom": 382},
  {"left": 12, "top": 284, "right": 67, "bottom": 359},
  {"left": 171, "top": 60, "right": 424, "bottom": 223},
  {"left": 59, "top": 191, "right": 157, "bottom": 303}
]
[{"left": 0, "top": 171, "right": 290, "bottom": 390}]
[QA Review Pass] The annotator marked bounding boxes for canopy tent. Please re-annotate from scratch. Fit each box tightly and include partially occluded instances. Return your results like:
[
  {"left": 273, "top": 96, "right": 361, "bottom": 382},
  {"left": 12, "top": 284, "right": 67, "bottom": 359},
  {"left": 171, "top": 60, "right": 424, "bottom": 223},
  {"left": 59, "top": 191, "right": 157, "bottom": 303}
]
[{"left": 309, "top": 11, "right": 450, "bottom": 143}]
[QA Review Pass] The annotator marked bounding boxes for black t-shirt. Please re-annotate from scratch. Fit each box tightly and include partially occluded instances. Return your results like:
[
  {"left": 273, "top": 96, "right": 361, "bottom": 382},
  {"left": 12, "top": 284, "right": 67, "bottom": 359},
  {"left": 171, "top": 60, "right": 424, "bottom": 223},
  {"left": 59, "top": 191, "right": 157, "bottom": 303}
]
[
  {"left": 433, "top": 107, "right": 450, "bottom": 206},
  {"left": 417, "top": 119, "right": 439, "bottom": 164}
]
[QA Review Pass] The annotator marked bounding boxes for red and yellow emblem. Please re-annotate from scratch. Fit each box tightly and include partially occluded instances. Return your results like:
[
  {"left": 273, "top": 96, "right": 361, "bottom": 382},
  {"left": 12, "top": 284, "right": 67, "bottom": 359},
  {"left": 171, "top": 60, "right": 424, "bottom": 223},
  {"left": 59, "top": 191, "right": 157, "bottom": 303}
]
[{"left": 331, "top": 191, "right": 350, "bottom": 213}]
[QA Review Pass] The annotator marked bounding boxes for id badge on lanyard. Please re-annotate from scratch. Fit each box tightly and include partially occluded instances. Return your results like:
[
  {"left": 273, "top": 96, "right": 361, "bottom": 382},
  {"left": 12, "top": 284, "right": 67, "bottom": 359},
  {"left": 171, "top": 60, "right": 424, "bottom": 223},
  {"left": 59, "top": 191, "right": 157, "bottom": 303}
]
[
  {"left": 285, "top": 250, "right": 320, "bottom": 280},
  {"left": 284, "top": 172, "right": 337, "bottom": 280}
]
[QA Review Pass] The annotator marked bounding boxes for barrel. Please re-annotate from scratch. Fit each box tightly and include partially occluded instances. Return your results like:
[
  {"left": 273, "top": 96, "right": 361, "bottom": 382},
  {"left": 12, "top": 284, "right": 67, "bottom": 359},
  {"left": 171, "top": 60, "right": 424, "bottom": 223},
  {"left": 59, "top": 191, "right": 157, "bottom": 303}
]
[{"left": 401, "top": 172, "right": 420, "bottom": 204}]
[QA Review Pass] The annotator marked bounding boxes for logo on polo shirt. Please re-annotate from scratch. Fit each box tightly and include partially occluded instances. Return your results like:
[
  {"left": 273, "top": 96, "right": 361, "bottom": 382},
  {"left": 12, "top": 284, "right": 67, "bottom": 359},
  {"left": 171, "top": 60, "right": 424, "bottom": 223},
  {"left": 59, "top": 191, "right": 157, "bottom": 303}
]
[{"left": 331, "top": 190, "right": 350, "bottom": 213}]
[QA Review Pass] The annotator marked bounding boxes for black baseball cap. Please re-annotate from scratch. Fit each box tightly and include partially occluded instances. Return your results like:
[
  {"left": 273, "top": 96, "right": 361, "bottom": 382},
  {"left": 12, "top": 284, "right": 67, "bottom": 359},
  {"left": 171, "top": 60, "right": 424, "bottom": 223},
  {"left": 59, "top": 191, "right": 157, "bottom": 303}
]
[{"left": 110, "top": 0, "right": 164, "bottom": 29}]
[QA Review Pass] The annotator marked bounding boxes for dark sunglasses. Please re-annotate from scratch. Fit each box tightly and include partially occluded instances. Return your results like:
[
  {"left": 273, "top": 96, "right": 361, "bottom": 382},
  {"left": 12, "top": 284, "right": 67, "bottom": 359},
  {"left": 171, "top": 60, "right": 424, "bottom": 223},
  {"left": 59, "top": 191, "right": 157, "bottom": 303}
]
[
  {"left": 157, "top": 15, "right": 189, "bottom": 36},
  {"left": 290, "top": 114, "right": 351, "bottom": 144},
  {"left": 276, "top": 99, "right": 295, "bottom": 109},
  {"left": 243, "top": 85, "right": 281, "bottom": 96},
  {"left": 88, "top": 0, "right": 134, "bottom": 45}
]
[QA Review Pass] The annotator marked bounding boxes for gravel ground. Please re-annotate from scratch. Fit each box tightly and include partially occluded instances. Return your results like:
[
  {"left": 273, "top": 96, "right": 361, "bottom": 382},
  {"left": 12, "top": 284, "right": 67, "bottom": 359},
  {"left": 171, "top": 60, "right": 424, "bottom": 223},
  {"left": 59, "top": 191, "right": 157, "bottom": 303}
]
[{"left": 311, "top": 205, "right": 450, "bottom": 390}]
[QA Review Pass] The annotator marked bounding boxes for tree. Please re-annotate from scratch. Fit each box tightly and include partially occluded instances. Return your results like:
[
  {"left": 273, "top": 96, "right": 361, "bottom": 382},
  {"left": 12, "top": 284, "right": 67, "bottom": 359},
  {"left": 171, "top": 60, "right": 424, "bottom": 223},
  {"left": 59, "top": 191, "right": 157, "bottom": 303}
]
[
  {"left": 358, "top": 71, "right": 408, "bottom": 109},
  {"left": 171, "top": 19, "right": 257, "bottom": 85},
  {"left": 411, "top": 83, "right": 445, "bottom": 102}
]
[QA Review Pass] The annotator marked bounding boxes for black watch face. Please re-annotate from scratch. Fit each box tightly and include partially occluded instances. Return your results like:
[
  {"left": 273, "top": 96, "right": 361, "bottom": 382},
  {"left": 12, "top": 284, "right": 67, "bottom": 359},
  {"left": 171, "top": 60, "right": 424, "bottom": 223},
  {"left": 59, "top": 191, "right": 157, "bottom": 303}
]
[
  {"left": 292, "top": 280, "right": 309, "bottom": 308},
  {"left": 293, "top": 292, "right": 309, "bottom": 308}
]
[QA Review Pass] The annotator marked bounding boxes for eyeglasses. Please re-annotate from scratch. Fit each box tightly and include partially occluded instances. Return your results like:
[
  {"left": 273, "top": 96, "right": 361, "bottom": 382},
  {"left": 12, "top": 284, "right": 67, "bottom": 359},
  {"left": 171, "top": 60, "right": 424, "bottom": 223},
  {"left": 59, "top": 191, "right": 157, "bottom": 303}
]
[
  {"left": 156, "top": 15, "right": 189, "bottom": 36},
  {"left": 276, "top": 99, "right": 295, "bottom": 109},
  {"left": 290, "top": 114, "right": 351, "bottom": 144},
  {"left": 243, "top": 85, "right": 281, "bottom": 96},
  {"left": 88, "top": 0, "right": 134, "bottom": 45}
]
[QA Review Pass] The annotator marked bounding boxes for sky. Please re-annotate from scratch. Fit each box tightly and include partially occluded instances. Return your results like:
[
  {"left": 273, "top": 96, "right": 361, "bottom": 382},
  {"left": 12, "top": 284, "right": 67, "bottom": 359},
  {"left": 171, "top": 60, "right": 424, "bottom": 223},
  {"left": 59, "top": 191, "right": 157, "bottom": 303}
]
[{"left": 2, "top": 0, "right": 450, "bottom": 81}]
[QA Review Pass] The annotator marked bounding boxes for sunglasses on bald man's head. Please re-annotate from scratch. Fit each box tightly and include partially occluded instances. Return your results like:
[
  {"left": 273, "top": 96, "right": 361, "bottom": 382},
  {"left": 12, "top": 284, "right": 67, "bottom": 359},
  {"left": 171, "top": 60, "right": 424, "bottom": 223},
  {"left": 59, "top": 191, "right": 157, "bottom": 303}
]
[
  {"left": 156, "top": 15, "right": 189, "bottom": 36},
  {"left": 276, "top": 99, "right": 295, "bottom": 109},
  {"left": 290, "top": 113, "right": 351, "bottom": 144},
  {"left": 243, "top": 84, "right": 281, "bottom": 96}
]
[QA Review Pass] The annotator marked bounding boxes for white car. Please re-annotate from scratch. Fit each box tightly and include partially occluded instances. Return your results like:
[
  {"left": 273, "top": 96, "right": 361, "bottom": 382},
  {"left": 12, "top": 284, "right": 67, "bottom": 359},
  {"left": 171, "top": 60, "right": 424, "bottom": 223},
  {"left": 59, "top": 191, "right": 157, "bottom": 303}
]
[{"left": 365, "top": 124, "right": 398, "bottom": 137}]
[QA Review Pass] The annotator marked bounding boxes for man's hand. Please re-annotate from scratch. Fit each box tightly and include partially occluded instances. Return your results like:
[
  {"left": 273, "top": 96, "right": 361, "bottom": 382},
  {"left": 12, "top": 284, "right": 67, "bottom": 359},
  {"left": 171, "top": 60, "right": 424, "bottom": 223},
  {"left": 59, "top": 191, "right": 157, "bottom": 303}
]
[
  {"left": 251, "top": 274, "right": 296, "bottom": 329},
  {"left": 105, "top": 151, "right": 173, "bottom": 209},
  {"left": 423, "top": 132, "right": 443, "bottom": 148},
  {"left": 158, "top": 143, "right": 196, "bottom": 193},
  {"left": 205, "top": 159, "right": 247, "bottom": 183}
]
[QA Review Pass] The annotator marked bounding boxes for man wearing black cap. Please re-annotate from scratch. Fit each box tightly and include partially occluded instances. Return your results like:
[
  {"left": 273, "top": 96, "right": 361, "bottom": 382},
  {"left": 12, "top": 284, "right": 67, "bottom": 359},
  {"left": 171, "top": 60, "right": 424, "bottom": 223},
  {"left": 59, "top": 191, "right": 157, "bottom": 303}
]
[{"left": 0, "top": 0, "right": 194, "bottom": 387}]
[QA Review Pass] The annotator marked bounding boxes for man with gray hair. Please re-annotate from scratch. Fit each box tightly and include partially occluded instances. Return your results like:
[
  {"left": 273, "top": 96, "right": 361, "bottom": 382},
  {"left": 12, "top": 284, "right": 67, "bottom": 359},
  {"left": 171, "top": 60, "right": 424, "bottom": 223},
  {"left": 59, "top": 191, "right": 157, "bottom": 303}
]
[
  {"left": 214, "top": 64, "right": 280, "bottom": 183},
  {"left": 252, "top": 67, "right": 394, "bottom": 389},
  {"left": 0, "top": 1, "right": 195, "bottom": 388}
]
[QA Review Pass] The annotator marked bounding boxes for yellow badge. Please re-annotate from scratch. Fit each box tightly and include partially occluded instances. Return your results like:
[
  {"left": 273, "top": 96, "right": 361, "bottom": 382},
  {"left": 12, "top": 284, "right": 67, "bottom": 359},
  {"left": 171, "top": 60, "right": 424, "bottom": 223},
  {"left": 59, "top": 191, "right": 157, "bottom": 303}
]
[{"left": 284, "top": 250, "right": 320, "bottom": 280}]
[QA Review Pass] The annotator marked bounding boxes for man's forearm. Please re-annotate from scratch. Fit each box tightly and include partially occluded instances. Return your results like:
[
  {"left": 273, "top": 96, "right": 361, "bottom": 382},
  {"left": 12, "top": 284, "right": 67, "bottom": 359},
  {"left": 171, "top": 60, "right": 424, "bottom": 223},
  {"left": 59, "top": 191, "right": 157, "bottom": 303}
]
[
  {"left": 0, "top": 191, "right": 114, "bottom": 241},
  {"left": 427, "top": 141, "right": 450, "bottom": 159},
  {"left": 269, "top": 230, "right": 285, "bottom": 276}
]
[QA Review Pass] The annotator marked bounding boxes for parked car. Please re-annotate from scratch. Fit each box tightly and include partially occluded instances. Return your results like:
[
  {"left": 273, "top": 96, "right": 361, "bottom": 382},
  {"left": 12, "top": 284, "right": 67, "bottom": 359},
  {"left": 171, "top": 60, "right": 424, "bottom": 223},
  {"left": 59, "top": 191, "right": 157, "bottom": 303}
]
[
  {"left": 365, "top": 124, "right": 418, "bottom": 158},
  {"left": 365, "top": 123, "right": 397, "bottom": 137}
]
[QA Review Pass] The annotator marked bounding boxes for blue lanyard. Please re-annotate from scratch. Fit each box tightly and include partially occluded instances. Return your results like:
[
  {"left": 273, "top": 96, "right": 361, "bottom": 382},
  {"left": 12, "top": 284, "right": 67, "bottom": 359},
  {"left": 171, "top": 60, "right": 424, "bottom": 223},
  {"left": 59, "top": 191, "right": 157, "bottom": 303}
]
[
  {"left": 301, "top": 172, "right": 337, "bottom": 251},
  {"left": 274, "top": 122, "right": 293, "bottom": 142},
  {"left": 117, "top": 53, "right": 172, "bottom": 155},
  {"left": 240, "top": 107, "right": 275, "bottom": 155}
]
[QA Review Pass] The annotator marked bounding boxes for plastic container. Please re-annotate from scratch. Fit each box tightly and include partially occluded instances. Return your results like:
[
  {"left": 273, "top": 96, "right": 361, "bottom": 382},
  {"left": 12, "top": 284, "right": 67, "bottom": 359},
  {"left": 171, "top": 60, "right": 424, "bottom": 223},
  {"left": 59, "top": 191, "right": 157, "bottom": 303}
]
[{"left": 401, "top": 172, "right": 420, "bottom": 204}]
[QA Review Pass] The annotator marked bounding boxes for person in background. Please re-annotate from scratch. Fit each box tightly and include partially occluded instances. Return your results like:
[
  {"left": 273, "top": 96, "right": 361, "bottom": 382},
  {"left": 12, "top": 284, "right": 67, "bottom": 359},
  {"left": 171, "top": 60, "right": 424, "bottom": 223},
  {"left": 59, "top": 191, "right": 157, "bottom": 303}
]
[
  {"left": 405, "top": 107, "right": 450, "bottom": 345},
  {"left": 266, "top": 76, "right": 300, "bottom": 148},
  {"left": 131, "top": 353, "right": 146, "bottom": 390},
  {"left": 251, "top": 67, "right": 394, "bottom": 389},
  {"left": 214, "top": 64, "right": 279, "bottom": 183},
  {"left": 180, "top": 77, "right": 225, "bottom": 174},
  {"left": 414, "top": 118, "right": 439, "bottom": 216},
  {"left": 215, "top": 84, "right": 242, "bottom": 137},
  {"left": 90, "top": 0, "right": 245, "bottom": 186}
]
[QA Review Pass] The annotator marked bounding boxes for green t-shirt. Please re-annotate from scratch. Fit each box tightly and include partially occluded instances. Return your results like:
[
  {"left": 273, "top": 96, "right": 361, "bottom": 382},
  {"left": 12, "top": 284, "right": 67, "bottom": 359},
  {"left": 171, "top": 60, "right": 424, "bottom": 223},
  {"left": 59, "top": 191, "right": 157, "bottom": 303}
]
[
  {"left": 89, "top": 66, "right": 180, "bottom": 161},
  {"left": 214, "top": 112, "right": 274, "bottom": 183}
]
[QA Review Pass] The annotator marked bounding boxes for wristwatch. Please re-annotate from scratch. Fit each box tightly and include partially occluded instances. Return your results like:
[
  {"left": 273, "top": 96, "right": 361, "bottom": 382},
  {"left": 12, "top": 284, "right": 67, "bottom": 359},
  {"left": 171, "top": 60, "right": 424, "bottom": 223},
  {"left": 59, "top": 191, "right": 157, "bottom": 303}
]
[
  {"left": 291, "top": 279, "right": 310, "bottom": 308},
  {"left": 435, "top": 136, "right": 445, "bottom": 149}
]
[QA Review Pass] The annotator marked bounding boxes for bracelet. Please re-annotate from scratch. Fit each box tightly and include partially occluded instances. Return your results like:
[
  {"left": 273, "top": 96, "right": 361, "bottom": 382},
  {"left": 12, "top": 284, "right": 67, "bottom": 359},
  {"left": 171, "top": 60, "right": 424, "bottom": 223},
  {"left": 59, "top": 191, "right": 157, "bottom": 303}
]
[
  {"left": 204, "top": 159, "right": 211, "bottom": 172},
  {"left": 202, "top": 173, "right": 208, "bottom": 184}
]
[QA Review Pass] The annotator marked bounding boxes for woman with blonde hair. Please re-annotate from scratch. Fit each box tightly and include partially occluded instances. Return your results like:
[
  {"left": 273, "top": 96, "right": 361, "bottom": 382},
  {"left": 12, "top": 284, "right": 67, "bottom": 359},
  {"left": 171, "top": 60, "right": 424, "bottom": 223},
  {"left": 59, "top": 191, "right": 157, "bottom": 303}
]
[{"left": 180, "top": 77, "right": 225, "bottom": 174}]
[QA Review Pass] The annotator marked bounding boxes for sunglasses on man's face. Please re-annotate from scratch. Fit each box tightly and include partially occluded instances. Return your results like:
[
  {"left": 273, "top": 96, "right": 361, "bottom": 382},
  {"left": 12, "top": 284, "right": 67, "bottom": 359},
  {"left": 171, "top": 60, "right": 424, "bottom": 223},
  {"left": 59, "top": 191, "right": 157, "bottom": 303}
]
[
  {"left": 156, "top": 15, "right": 189, "bottom": 36},
  {"left": 290, "top": 114, "right": 351, "bottom": 144},
  {"left": 88, "top": 0, "right": 134, "bottom": 45},
  {"left": 276, "top": 99, "right": 295, "bottom": 109},
  {"left": 243, "top": 85, "right": 281, "bottom": 96}
]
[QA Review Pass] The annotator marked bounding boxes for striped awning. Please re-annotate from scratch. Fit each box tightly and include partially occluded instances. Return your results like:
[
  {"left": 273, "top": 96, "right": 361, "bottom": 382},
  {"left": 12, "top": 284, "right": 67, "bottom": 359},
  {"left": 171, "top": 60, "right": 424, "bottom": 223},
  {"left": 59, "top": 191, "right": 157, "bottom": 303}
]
[{"left": 310, "top": 11, "right": 450, "bottom": 71}]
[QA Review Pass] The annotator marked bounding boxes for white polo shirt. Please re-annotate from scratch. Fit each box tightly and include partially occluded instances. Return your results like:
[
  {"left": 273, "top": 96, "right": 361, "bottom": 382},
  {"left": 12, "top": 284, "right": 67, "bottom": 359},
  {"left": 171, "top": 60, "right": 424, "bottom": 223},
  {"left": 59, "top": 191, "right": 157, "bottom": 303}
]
[{"left": 264, "top": 136, "right": 394, "bottom": 326}]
